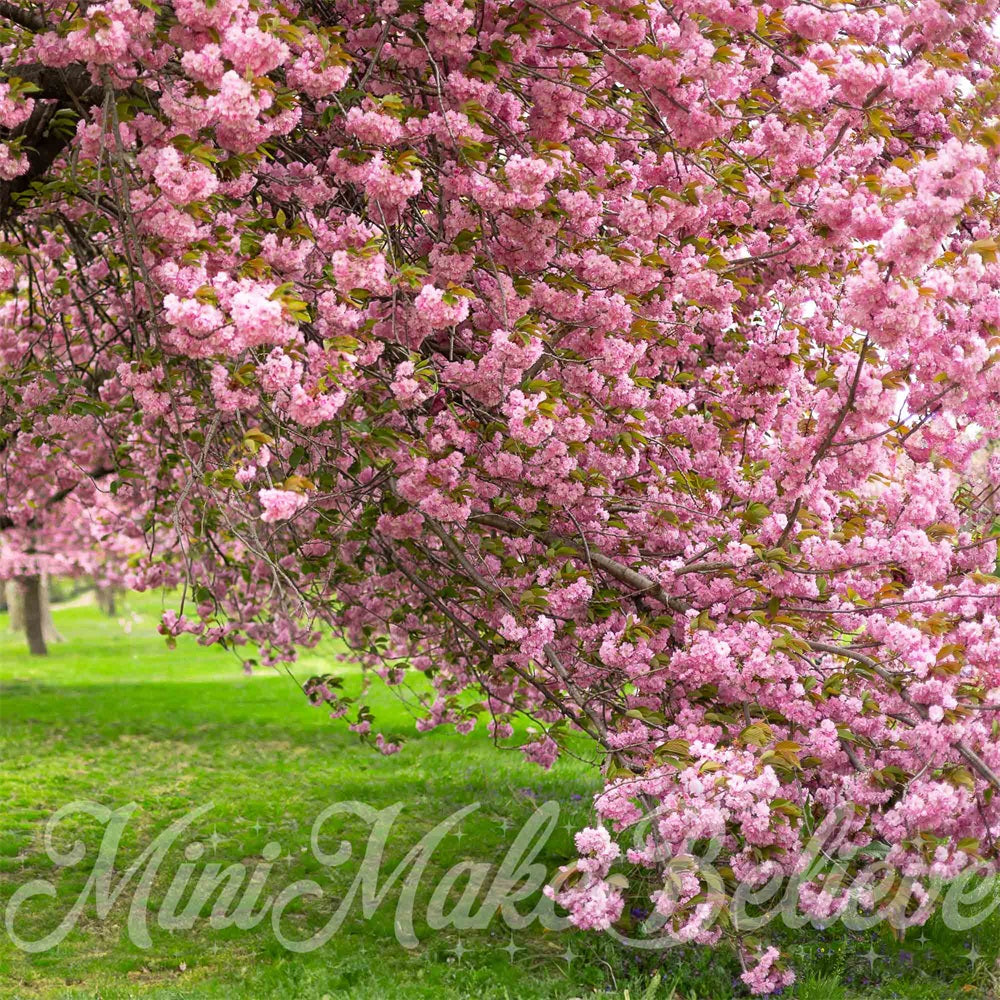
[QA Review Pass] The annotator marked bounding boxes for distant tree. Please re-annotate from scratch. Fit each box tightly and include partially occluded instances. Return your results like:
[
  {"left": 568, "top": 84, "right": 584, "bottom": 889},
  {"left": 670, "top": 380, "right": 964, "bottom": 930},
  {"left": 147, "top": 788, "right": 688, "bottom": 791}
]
[{"left": 1, "top": 469, "right": 136, "bottom": 654}]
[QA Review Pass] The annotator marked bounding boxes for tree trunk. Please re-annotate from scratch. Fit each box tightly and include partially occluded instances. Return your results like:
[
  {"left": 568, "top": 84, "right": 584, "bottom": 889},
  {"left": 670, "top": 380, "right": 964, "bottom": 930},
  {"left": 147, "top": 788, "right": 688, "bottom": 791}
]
[
  {"left": 21, "top": 574, "right": 47, "bottom": 655},
  {"left": 40, "top": 573, "right": 64, "bottom": 644},
  {"left": 95, "top": 585, "right": 117, "bottom": 616},
  {"left": 5, "top": 579, "right": 24, "bottom": 631}
]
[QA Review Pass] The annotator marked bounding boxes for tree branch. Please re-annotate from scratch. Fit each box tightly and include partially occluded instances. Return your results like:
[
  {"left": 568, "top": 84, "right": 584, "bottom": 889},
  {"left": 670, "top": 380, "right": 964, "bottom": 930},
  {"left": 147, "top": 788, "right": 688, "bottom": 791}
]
[
  {"left": 470, "top": 511, "right": 690, "bottom": 613},
  {"left": 807, "top": 641, "right": 1000, "bottom": 792},
  {"left": 0, "top": 465, "right": 114, "bottom": 531},
  {"left": 0, "top": 2, "right": 45, "bottom": 32}
]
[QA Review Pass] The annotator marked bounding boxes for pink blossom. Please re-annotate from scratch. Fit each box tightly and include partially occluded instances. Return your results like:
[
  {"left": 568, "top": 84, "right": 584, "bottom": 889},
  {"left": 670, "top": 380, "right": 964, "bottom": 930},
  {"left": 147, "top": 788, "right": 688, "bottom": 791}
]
[{"left": 258, "top": 489, "right": 308, "bottom": 523}]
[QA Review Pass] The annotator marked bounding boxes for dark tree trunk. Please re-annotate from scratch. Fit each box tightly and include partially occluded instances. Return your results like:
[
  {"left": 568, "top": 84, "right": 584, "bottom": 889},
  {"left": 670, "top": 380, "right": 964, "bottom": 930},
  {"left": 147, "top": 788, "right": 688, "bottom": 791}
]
[
  {"left": 39, "top": 573, "right": 64, "bottom": 643},
  {"left": 21, "top": 574, "right": 47, "bottom": 655}
]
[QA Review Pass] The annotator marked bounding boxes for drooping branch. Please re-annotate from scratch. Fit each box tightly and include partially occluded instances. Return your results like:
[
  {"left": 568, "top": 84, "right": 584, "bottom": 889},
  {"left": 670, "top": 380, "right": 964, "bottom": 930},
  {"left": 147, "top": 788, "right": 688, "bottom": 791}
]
[
  {"left": 470, "top": 512, "right": 691, "bottom": 614},
  {"left": 807, "top": 641, "right": 1000, "bottom": 792}
]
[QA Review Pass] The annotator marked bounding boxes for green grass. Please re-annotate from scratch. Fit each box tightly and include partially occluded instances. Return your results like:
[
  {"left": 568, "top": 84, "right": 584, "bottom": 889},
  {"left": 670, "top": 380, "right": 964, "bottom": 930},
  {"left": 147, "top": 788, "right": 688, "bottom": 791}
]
[{"left": 0, "top": 594, "right": 998, "bottom": 999}]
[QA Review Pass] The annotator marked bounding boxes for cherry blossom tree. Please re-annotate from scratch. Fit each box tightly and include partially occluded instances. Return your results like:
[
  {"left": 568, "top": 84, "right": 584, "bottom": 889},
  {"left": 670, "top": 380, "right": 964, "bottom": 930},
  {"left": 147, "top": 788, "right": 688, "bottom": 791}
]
[
  {"left": 0, "top": 427, "right": 136, "bottom": 652},
  {"left": 3, "top": 0, "right": 1000, "bottom": 987}
]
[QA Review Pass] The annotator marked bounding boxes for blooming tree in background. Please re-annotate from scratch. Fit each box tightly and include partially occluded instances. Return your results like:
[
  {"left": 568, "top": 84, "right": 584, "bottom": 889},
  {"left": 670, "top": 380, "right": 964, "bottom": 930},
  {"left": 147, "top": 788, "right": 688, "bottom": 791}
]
[
  {"left": 0, "top": 397, "right": 138, "bottom": 651},
  {"left": 0, "top": 492, "right": 137, "bottom": 652},
  {"left": 2, "top": 0, "right": 1000, "bottom": 987}
]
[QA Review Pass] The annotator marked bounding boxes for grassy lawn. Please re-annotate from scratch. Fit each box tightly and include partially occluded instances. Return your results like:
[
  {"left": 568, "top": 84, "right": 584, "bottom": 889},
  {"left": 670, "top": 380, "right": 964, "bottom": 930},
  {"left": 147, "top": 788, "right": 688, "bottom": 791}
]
[{"left": 0, "top": 594, "right": 998, "bottom": 999}]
